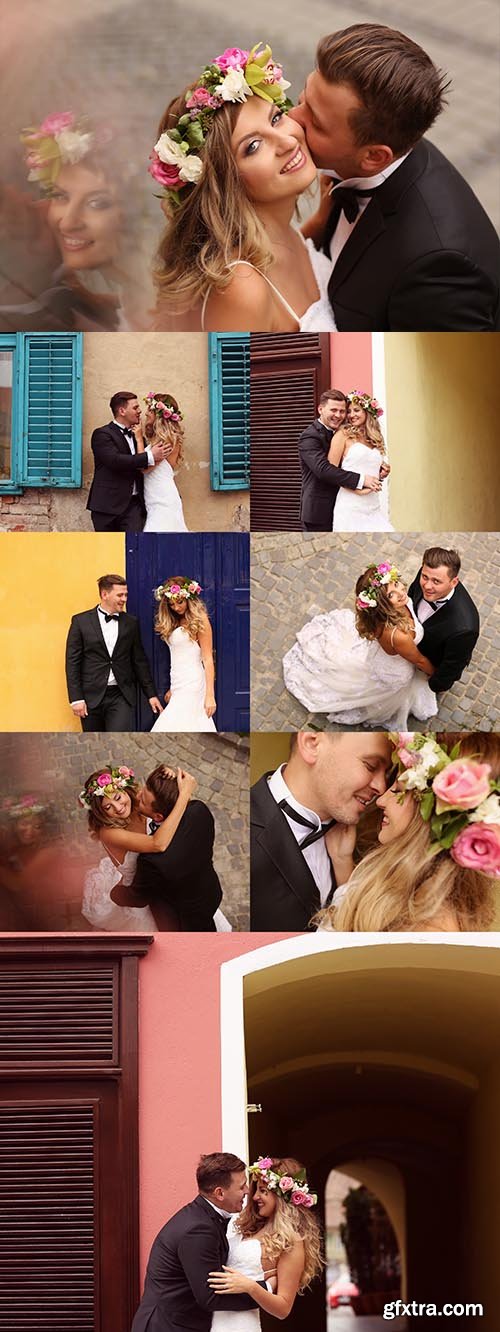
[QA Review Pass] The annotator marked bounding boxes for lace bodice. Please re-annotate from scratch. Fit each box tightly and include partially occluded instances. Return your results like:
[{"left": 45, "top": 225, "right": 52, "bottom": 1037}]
[
  {"left": 211, "top": 1219, "right": 264, "bottom": 1330},
  {"left": 82, "top": 850, "right": 156, "bottom": 931}
]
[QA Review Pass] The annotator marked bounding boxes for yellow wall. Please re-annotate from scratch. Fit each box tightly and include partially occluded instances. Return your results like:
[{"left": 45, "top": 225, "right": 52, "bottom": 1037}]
[
  {"left": 385, "top": 332, "right": 499, "bottom": 530},
  {"left": 250, "top": 732, "right": 290, "bottom": 784},
  {"left": 0, "top": 533, "right": 124, "bottom": 731},
  {"left": 50, "top": 332, "right": 249, "bottom": 532}
]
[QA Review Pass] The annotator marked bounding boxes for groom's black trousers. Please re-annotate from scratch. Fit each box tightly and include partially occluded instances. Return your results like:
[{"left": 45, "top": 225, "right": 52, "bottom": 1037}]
[
  {"left": 302, "top": 521, "right": 330, "bottom": 532},
  {"left": 80, "top": 686, "right": 134, "bottom": 732},
  {"left": 91, "top": 496, "right": 145, "bottom": 531}
]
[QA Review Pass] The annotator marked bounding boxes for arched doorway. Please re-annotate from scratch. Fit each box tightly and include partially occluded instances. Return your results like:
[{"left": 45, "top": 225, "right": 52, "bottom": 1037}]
[
  {"left": 325, "top": 1164, "right": 403, "bottom": 1325},
  {"left": 221, "top": 938, "right": 500, "bottom": 1330}
]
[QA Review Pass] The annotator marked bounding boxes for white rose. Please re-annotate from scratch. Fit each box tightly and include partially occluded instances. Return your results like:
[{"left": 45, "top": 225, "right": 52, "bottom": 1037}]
[
  {"left": 401, "top": 766, "right": 429, "bottom": 793},
  {"left": 55, "top": 128, "right": 94, "bottom": 165},
  {"left": 469, "top": 794, "right": 500, "bottom": 824},
  {"left": 154, "top": 132, "right": 187, "bottom": 168},
  {"left": 277, "top": 77, "right": 291, "bottom": 94},
  {"left": 179, "top": 154, "right": 203, "bottom": 184},
  {"left": 215, "top": 69, "right": 252, "bottom": 102}
]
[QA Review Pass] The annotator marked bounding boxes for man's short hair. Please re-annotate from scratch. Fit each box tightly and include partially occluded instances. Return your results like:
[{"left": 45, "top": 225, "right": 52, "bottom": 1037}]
[
  {"left": 109, "top": 391, "right": 137, "bottom": 416},
  {"left": 319, "top": 389, "right": 347, "bottom": 406},
  {"left": 145, "top": 765, "right": 179, "bottom": 818},
  {"left": 422, "top": 547, "right": 461, "bottom": 579},
  {"left": 97, "top": 573, "right": 127, "bottom": 595},
  {"left": 196, "top": 1153, "right": 246, "bottom": 1193},
  {"left": 317, "top": 24, "right": 449, "bottom": 155}
]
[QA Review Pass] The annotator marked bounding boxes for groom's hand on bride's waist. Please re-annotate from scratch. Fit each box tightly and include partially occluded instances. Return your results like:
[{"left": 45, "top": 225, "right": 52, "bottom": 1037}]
[
  {"left": 380, "top": 462, "right": 391, "bottom": 478},
  {"left": 364, "top": 475, "right": 382, "bottom": 491}
]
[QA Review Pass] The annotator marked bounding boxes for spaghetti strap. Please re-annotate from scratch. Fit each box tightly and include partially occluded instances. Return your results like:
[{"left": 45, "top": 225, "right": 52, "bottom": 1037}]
[
  {"left": 200, "top": 260, "right": 301, "bottom": 330},
  {"left": 100, "top": 838, "right": 123, "bottom": 869}
]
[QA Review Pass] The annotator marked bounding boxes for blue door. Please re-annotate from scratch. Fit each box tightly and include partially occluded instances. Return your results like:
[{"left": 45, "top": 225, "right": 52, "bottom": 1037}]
[{"left": 126, "top": 534, "right": 250, "bottom": 732}]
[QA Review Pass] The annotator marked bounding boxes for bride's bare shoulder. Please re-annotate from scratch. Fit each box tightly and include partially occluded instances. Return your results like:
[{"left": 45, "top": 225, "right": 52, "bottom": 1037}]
[{"left": 203, "top": 264, "right": 274, "bottom": 331}]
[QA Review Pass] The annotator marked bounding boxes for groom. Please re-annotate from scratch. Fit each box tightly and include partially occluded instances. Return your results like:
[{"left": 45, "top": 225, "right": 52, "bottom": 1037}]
[
  {"left": 65, "top": 573, "right": 163, "bottom": 731},
  {"left": 131, "top": 1152, "right": 267, "bottom": 1331},
  {"left": 86, "top": 390, "right": 171, "bottom": 531},
  {"left": 408, "top": 547, "right": 480, "bottom": 696},
  {"left": 294, "top": 24, "right": 500, "bottom": 331},
  {"left": 251, "top": 731, "right": 391, "bottom": 930},
  {"left": 299, "top": 388, "right": 388, "bottom": 531}
]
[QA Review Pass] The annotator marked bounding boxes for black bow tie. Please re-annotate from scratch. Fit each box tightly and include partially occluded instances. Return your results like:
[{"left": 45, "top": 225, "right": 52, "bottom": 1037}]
[
  {"left": 103, "top": 612, "right": 119, "bottom": 622},
  {"left": 278, "top": 799, "right": 336, "bottom": 849},
  {"left": 148, "top": 820, "right": 160, "bottom": 834},
  {"left": 423, "top": 598, "right": 447, "bottom": 610},
  {"left": 323, "top": 183, "right": 378, "bottom": 253}
]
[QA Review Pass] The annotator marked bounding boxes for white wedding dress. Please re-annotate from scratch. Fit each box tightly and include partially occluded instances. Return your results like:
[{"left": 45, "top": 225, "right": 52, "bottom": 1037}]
[
  {"left": 283, "top": 598, "right": 438, "bottom": 728},
  {"left": 143, "top": 459, "right": 188, "bottom": 532},
  {"left": 82, "top": 849, "right": 156, "bottom": 931},
  {"left": 212, "top": 1219, "right": 264, "bottom": 1330},
  {"left": 151, "top": 626, "right": 217, "bottom": 732},
  {"left": 202, "top": 238, "right": 336, "bottom": 331},
  {"left": 333, "top": 442, "right": 393, "bottom": 532}
]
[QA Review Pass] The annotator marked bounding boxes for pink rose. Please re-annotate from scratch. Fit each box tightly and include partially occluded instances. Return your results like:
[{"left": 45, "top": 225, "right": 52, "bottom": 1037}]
[
  {"left": 291, "top": 1189, "right": 310, "bottom": 1207},
  {"left": 148, "top": 152, "right": 183, "bottom": 190},
  {"left": 432, "top": 760, "right": 492, "bottom": 812},
  {"left": 186, "top": 87, "right": 217, "bottom": 109},
  {"left": 257, "top": 1157, "right": 274, "bottom": 1169},
  {"left": 118, "top": 766, "right": 133, "bottom": 777},
  {"left": 279, "top": 1176, "right": 294, "bottom": 1192},
  {"left": 188, "top": 581, "right": 201, "bottom": 593},
  {"left": 451, "top": 823, "right": 500, "bottom": 877},
  {"left": 397, "top": 748, "right": 417, "bottom": 769},
  {"left": 215, "top": 47, "right": 250, "bottom": 71},
  {"left": 377, "top": 562, "right": 392, "bottom": 574},
  {"left": 168, "top": 584, "right": 181, "bottom": 595},
  {"left": 97, "top": 773, "right": 112, "bottom": 787},
  {"left": 38, "top": 112, "right": 74, "bottom": 137}
]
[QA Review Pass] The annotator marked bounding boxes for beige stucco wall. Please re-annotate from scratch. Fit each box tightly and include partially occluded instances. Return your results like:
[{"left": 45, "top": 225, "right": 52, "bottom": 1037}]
[
  {"left": 49, "top": 332, "right": 249, "bottom": 532},
  {"left": 385, "top": 333, "right": 499, "bottom": 531}
]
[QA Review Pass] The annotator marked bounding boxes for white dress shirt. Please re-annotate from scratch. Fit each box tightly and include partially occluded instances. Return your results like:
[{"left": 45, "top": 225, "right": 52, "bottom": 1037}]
[
  {"left": 112, "top": 418, "right": 156, "bottom": 496},
  {"left": 96, "top": 603, "right": 119, "bottom": 686},
  {"left": 417, "top": 586, "right": 456, "bottom": 624},
  {"left": 267, "top": 765, "right": 332, "bottom": 907},
  {"left": 325, "top": 153, "right": 411, "bottom": 269}
]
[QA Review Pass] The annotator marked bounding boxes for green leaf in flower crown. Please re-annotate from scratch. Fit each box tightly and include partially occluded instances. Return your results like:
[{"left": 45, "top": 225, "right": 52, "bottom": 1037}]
[
  {"left": 433, "top": 812, "right": 468, "bottom": 849},
  {"left": 168, "top": 128, "right": 183, "bottom": 143},
  {"left": 177, "top": 115, "right": 191, "bottom": 129},
  {"left": 184, "top": 120, "right": 204, "bottom": 148},
  {"left": 420, "top": 789, "right": 435, "bottom": 821},
  {"left": 449, "top": 742, "right": 463, "bottom": 760}
]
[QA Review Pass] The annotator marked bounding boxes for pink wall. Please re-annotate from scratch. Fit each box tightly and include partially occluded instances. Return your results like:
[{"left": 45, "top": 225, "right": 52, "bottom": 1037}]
[
  {"left": 329, "top": 333, "right": 373, "bottom": 394},
  {"left": 138, "top": 932, "right": 289, "bottom": 1273}
]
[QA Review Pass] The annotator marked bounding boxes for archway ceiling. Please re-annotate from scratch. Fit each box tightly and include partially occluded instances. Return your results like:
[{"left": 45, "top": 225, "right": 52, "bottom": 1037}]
[{"left": 248, "top": 1060, "right": 473, "bottom": 1120}]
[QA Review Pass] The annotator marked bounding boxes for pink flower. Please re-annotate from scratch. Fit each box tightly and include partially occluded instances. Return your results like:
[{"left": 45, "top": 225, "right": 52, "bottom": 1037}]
[
  {"left": 279, "top": 1176, "right": 294, "bottom": 1192},
  {"left": 148, "top": 151, "right": 184, "bottom": 190},
  {"left": 186, "top": 87, "right": 218, "bottom": 109},
  {"left": 398, "top": 732, "right": 414, "bottom": 745},
  {"left": 215, "top": 47, "right": 250, "bottom": 71},
  {"left": 377, "top": 562, "right": 392, "bottom": 574},
  {"left": 257, "top": 1156, "right": 274, "bottom": 1169},
  {"left": 398, "top": 748, "right": 417, "bottom": 769},
  {"left": 118, "top": 766, "right": 133, "bottom": 777},
  {"left": 291, "top": 1189, "right": 310, "bottom": 1207},
  {"left": 451, "top": 823, "right": 500, "bottom": 877},
  {"left": 168, "top": 584, "right": 182, "bottom": 595},
  {"left": 432, "top": 760, "right": 492, "bottom": 812},
  {"left": 97, "top": 773, "right": 112, "bottom": 787},
  {"left": 188, "top": 581, "right": 201, "bottom": 593},
  {"left": 38, "top": 112, "right": 74, "bottom": 137}
]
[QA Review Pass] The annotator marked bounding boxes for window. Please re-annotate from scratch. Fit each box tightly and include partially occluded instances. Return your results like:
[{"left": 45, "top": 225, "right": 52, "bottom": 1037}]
[
  {"left": 209, "top": 332, "right": 250, "bottom": 490},
  {"left": 0, "top": 332, "right": 82, "bottom": 492}
]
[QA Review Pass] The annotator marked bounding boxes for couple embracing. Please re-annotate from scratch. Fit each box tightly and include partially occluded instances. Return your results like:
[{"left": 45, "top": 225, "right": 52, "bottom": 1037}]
[
  {"left": 283, "top": 546, "right": 480, "bottom": 729},
  {"left": 87, "top": 390, "right": 187, "bottom": 533},
  {"left": 299, "top": 387, "right": 391, "bottom": 533},
  {"left": 151, "top": 24, "right": 499, "bottom": 332},
  {"left": 132, "top": 1151, "right": 322, "bottom": 1331}
]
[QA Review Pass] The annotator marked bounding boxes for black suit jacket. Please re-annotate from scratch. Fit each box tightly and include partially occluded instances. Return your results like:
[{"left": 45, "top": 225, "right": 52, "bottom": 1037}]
[
  {"left": 250, "top": 773, "right": 334, "bottom": 931},
  {"left": 131, "top": 1194, "right": 262, "bottom": 1332},
  {"left": 86, "top": 421, "right": 149, "bottom": 516},
  {"left": 298, "top": 420, "right": 360, "bottom": 528},
  {"left": 133, "top": 801, "right": 223, "bottom": 931},
  {"left": 408, "top": 573, "right": 480, "bottom": 693},
  {"left": 325, "top": 139, "right": 500, "bottom": 331},
  {"left": 65, "top": 608, "right": 157, "bottom": 708}
]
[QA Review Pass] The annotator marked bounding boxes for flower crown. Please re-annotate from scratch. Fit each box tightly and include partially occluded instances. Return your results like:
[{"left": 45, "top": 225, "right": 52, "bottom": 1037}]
[
  {"left": 153, "top": 578, "right": 202, "bottom": 603},
  {"left": 79, "top": 766, "right": 135, "bottom": 810},
  {"left": 1, "top": 795, "right": 45, "bottom": 819},
  {"left": 391, "top": 733, "right": 500, "bottom": 876},
  {"left": 249, "top": 1158, "right": 317, "bottom": 1208},
  {"left": 347, "top": 390, "right": 383, "bottom": 419},
  {"left": 20, "top": 112, "right": 106, "bottom": 192},
  {"left": 356, "top": 563, "right": 400, "bottom": 611},
  {"left": 149, "top": 43, "right": 292, "bottom": 208},
  {"left": 144, "top": 392, "right": 183, "bottom": 423}
]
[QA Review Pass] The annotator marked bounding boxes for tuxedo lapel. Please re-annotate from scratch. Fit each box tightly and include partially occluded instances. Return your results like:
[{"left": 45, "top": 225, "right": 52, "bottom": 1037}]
[
  {"left": 328, "top": 142, "right": 429, "bottom": 294},
  {"left": 252, "top": 777, "right": 323, "bottom": 915},
  {"left": 109, "top": 421, "right": 134, "bottom": 453}
]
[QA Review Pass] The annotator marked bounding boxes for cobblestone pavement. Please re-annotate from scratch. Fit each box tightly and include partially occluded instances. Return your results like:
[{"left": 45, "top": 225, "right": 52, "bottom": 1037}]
[
  {"left": 0, "top": 732, "right": 249, "bottom": 930},
  {"left": 3, "top": 0, "right": 498, "bottom": 262},
  {"left": 251, "top": 532, "right": 500, "bottom": 732}
]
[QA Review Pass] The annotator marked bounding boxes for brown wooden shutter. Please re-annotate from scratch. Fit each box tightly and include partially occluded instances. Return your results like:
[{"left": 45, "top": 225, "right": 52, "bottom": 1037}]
[
  {"left": 250, "top": 333, "right": 331, "bottom": 531},
  {"left": 0, "top": 935, "right": 152, "bottom": 1332}
]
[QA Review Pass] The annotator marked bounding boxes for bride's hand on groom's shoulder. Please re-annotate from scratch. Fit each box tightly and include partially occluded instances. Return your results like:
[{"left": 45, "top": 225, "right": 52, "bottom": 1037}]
[{"left": 325, "top": 822, "right": 357, "bottom": 869}]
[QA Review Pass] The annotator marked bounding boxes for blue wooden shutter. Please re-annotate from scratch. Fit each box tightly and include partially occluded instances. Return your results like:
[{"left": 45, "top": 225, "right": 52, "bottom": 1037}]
[
  {"left": 21, "top": 333, "right": 82, "bottom": 486},
  {"left": 209, "top": 333, "right": 250, "bottom": 490}
]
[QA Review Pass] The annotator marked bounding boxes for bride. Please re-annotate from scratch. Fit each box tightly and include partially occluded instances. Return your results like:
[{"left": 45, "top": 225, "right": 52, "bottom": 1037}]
[
  {"left": 151, "top": 577, "right": 217, "bottom": 732},
  {"left": 332, "top": 390, "right": 393, "bottom": 532},
  {"left": 136, "top": 391, "right": 188, "bottom": 532},
  {"left": 316, "top": 731, "right": 500, "bottom": 931},
  {"left": 149, "top": 44, "right": 335, "bottom": 333},
  {"left": 208, "top": 1156, "right": 322, "bottom": 1327},
  {"left": 283, "top": 561, "right": 438, "bottom": 728},
  {"left": 80, "top": 763, "right": 196, "bottom": 929}
]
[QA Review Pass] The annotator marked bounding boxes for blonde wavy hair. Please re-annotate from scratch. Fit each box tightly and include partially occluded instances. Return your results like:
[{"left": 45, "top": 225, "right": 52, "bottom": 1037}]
[
  {"left": 153, "top": 90, "right": 273, "bottom": 319},
  {"left": 154, "top": 575, "right": 209, "bottom": 644},
  {"left": 346, "top": 406, "right": 385, "bottom": 454},
  {"left": 316, "top": 733, "right": 500, "bottom": 933},
  {"left": 83, "top": 770, "right": 140, "bottom": 839},
  {"left": 144, "top": 393, "right": 184, "bottom": 463},
  {"left": 354, "top": 567, "right": 408, "bottom": 641},
  {"left": 236, "top": 1157, "right": 323, "bottom": 1292}
]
